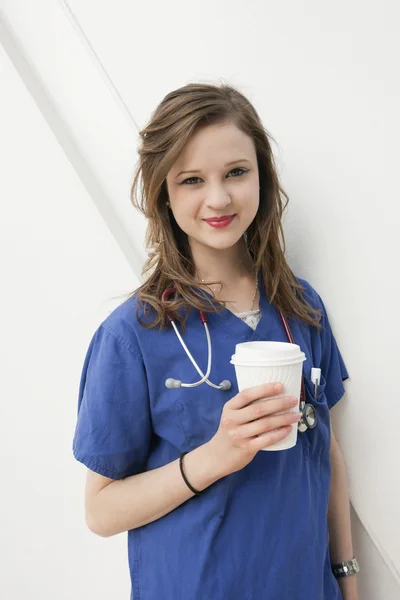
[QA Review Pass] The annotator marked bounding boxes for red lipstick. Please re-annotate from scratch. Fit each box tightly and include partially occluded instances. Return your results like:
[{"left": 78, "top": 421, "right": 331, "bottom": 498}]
[{"left": 204, "top": 214, "right": 236, "bottom": 228}]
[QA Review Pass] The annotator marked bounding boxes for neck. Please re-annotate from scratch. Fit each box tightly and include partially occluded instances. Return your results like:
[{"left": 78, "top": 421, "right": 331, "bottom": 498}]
[{"left": 190, "top": 238, "right": 255, "bottom": 286}]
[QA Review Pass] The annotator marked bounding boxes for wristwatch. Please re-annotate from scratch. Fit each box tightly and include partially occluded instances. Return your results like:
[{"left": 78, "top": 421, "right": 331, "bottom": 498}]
[{"left": 331, "top": 557, "right": 360, "bottom": 578}]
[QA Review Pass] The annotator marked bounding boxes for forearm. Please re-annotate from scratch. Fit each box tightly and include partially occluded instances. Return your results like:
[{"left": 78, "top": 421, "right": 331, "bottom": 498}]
[
  {"left": 87, "top": 441, "right": 225, "bottom": 537},
  {"left": 327, "top": 445, "right": 358, "bottom": 600}
]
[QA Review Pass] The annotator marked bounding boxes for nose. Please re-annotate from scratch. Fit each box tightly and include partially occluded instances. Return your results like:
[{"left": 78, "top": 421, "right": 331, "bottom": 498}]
[{"left": 204, "top": 183, "right": 232, "bottom": 210}]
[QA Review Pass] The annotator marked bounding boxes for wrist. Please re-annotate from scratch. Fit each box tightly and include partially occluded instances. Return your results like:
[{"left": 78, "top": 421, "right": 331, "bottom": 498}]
[
  {"left": 182, "top": 441, "right": 227, "bottom": 492},
  {"left": 337, "top": 574, "right": 359, "bottom": 600},
  {"left": 331, "top": 557, "right": 360, "bottom": 580}
]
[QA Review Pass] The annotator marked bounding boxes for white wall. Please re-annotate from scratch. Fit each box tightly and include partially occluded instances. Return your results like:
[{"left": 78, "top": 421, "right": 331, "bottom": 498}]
[
  {"left": 1, "top": 1, "right": 399, "bottom": 598},
  {"left": 0, "top": 43, "right": 135, "bottom": 599}
]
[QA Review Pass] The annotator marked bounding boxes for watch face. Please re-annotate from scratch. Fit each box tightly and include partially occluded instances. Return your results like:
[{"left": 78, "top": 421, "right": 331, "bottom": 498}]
[{"left": 352, "top": 558, "right": 360, "bottom": 572}]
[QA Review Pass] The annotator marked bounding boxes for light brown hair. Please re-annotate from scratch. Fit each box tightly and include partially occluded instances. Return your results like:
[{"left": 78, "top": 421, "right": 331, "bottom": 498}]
[{"left": 127, "top": 81, "right": 322, "bottom": 332}]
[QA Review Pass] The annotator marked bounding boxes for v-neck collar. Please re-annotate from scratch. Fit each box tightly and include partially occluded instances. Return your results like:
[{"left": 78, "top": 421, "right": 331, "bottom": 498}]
[{"left": 204, "top": 272, "right": 283, "bottom": 343}]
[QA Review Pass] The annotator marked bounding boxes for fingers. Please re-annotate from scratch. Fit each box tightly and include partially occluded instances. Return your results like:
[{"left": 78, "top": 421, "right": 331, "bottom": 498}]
[
  {"left": 247, "top": 426, "right": 294, "bottom": 452},
  {"left": 230, "top": 409, "right": 300, "bottom": 442},
  {"left": 227, "top": 394, "right": 298, "bottom": 426},
  {"left": 228, "top": 382, "right": 284, "bottom": 410},
  {"left": 220, "top": 382, "right": 300, "bottom": 453}
]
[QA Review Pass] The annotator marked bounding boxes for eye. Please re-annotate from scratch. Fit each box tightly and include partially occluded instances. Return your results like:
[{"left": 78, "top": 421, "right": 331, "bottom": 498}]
[
  {"left": 180, "top": 167, "right": 249, "bottom": 186},
  {"left": 227, "top": 167, "right": 249, "bottom": 178},
  {"left": 180, "top": 176, "right": 202, "bottom": 186}
]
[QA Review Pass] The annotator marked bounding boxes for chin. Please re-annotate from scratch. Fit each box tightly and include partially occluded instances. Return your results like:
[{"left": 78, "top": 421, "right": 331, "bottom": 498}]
[{"left": 197, "top": 234, "right": 244, "bottom": 252}]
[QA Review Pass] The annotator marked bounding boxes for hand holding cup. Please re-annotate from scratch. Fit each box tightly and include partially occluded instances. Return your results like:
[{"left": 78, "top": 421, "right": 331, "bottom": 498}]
[
  {"left": 230, "top": 341, "right": 306, "bottom": 451},
  {"left": 209, "top": 382, "right": 301, "bottom": 477}
]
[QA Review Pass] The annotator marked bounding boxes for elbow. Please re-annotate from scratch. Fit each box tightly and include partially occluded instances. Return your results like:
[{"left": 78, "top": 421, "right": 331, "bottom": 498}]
[
  {"left": 86, "top": 516, "right": 109, "bottom": 538},
  {"left": 330, "top": 442, "right": 345, "bottom": 469},
  {"left": 85, "top": 510, "right": 115, "bottom": 538},
  {"left": 88, "top": 525, "right": 112, "bottom": 538},
  {"left": 85, "top": 508, "right": 134, "bottom": 537}
]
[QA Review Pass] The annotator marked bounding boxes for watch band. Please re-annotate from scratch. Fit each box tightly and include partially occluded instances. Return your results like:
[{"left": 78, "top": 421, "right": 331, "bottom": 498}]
[{"left": 331, "top": 557, "right": 360, "bottom": 578}]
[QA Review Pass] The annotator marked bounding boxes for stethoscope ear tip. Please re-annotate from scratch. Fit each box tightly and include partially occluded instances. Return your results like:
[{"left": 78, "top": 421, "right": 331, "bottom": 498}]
[
  {"left": 219, "top": 380, "right": 232, "bottom": 391},
  {"left": 165, "top": 378, "right": 182, "bottom": 389}
]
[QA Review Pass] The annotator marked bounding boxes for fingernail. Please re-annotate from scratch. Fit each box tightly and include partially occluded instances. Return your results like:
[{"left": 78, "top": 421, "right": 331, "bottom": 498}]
[{"left": 274, "top": 383, "right": 283, "bottom": 391}]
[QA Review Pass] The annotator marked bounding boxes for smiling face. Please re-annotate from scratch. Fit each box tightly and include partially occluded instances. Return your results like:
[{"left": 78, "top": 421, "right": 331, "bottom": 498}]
[{"left": 165, "top": 121, "right": 260, "bottom": 260}]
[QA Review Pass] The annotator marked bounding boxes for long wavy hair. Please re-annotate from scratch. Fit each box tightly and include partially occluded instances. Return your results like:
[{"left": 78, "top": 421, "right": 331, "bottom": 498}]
[{"left": 126, "top": 81, "right": 322, "bottom": 332}]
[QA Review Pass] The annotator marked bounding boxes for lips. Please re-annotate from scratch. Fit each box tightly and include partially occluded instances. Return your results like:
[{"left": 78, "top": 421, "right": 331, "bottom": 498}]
[{"left": 204, "top": 214, "right": 236, "bottom": 228}]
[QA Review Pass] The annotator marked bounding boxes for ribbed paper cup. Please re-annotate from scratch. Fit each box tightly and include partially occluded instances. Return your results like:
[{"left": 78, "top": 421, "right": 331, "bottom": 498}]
[{"left": 230, "top": 342, "right": 306, "bottom": 451}]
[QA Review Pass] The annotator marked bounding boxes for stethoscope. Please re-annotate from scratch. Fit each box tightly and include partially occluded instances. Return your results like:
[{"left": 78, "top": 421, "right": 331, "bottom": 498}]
[{"left": 162, "top": 287, "right": 318, "bottom": 432}]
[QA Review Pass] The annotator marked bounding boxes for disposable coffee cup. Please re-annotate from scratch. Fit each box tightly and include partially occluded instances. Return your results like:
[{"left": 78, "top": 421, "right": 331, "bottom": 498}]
[{"left": 230, "top": 341, "right": 306, "bottom": 451}]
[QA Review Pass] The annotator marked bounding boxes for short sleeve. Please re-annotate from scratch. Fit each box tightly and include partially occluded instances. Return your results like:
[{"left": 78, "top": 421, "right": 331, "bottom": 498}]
[
  {"left": 316, "top": 293, "right": 350, "bottom": 410},
  {"left": 72, "top": 324, "right": 152, "bottom": 479}
]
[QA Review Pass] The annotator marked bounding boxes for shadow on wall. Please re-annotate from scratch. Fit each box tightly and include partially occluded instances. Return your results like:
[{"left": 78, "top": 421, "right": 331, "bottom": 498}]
[{"left": 351, "top": 506, "right": 400, "bottom": 599}]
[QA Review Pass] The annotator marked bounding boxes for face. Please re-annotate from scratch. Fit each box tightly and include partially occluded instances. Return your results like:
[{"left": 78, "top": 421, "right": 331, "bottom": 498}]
[{"left": 165, "top": 121, "right": 259, "bottom": 256}]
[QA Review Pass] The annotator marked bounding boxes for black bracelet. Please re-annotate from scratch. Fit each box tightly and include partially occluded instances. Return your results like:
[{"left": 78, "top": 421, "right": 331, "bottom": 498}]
[{"left": 179, "top": 452, "right": 201, "bottom": 495}]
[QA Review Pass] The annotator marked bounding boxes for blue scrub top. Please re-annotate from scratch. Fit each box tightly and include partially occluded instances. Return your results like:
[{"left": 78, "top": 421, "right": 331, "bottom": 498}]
[{"left": 73, "top": 276, "right": 349, "bottom": 600}]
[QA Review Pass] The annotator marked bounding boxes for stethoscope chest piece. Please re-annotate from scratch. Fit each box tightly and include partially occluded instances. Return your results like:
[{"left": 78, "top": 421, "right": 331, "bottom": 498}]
[
  {"left": 298, "top": 402, "right": 318, "bottom": 432},
  {"left": 162, "top": 285, "right": 320, "bottom": 436}
]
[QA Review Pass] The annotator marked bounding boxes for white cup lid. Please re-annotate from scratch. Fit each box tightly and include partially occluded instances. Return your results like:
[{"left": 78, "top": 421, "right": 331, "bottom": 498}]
[{"left": 230, "top": 341, "right": 306, "bottom": 367}]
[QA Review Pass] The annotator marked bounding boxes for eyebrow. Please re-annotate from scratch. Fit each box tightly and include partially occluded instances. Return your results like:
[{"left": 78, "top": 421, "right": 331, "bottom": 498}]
[{"left": 175, "top": 158, "right": 251, "bottom": 179}]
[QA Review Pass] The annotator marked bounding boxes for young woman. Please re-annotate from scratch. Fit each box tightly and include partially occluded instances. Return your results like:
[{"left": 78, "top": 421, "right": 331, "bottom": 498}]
[{"left": 73, "top": 83, "right": 359, "bottom": 599}]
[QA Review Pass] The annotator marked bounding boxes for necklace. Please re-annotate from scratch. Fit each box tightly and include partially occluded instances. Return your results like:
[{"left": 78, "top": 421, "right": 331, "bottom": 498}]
[{"left": 200, "top": 274, "right": 259, "bottom": 313}]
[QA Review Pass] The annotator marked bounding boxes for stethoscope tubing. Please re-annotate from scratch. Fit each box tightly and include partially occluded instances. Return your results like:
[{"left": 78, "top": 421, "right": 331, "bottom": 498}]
[
  {"left": 171, "top": 320, "right": 220, "bottom": 389},
  {"left": 162, "top": 286, "right": 318, "bottom": 431}
]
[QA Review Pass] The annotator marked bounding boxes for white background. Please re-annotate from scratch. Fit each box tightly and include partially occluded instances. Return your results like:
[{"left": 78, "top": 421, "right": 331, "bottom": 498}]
[{"left": 1, "top": 1, "right": 399, "bottom": 598}]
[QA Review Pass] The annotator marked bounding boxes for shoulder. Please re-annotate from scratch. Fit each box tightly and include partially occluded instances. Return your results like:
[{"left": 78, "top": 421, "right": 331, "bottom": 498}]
[
  {"left": 294, "top": 276, "right": 322, "bottom": 310},
  {"left": 97, "top": 293, "right": 151, "bottom": 354}
]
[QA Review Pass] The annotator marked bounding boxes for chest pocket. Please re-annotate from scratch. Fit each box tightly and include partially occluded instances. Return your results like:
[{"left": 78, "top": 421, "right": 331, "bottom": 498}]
[
  {"left": 175, "top": 386, "right": 228, "bottom": 452},
  {"left": 301, "top": 372, "right": 331, "bottom": 460}
]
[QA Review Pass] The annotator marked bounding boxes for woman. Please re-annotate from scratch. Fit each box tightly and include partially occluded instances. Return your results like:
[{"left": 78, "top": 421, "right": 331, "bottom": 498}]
[{"left": 73, "top": 82, "right": 359, "bottom": 599}]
